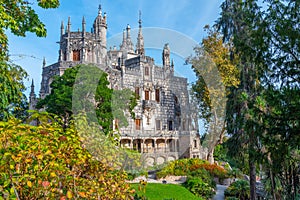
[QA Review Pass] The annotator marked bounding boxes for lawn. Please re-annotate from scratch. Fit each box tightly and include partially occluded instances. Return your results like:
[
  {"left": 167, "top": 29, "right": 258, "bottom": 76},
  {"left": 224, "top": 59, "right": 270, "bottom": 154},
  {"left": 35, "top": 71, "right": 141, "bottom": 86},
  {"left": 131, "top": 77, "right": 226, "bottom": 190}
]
[{"left": 131, "top": 183, "right": 203, "bottom": 200}]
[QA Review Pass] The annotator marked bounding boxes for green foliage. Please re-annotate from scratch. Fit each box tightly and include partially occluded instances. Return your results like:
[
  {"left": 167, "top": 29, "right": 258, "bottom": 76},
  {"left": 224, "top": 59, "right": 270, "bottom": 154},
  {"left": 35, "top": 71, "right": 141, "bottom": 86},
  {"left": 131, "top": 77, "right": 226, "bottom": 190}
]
[
  {"left": 37, "top": 66, "right": 78, "bottom": 126},
  {"left": 224, "top": 180, "right": 250, "bottom": 200},
  {"left": 184, "top": 176, "right": 215, "bottom": 199},
  {"left": 213, "top": 142, "right": 228, "bottom": 162},
  {"left": 38, "top": 64, "right": 137, "bottom": 134},
  {"left": 156, "top": 158, "right": 227, "bottom": 179},
  {"left": 0, "top": 0, "right": 60, "bottom": 59},
  {"left": 0, "top": 63, "right": 28, "bottom": 121},
  {"left": 0, "top": 114, "right": 134, "bottom": 199}
]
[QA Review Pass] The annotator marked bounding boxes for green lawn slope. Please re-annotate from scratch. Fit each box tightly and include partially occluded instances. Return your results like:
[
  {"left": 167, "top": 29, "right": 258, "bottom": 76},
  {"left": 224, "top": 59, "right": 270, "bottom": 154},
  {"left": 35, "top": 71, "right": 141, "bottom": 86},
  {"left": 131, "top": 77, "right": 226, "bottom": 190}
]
[{"left": 131, "top": 183, "right": 203, "bottom": 200}]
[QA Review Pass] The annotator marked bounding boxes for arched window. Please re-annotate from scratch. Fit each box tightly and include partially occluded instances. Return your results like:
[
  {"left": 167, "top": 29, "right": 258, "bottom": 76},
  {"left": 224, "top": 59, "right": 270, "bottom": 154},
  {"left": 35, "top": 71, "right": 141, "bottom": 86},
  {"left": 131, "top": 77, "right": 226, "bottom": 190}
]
[
  {"left": 144, "top": 66, "right": 149, "bottom": 76},
  {"left": 155, "top": 89, "right": 160, "bottom": 102},
  {"left": 73, "top": 50, "right": 80, "bottom": 61}
]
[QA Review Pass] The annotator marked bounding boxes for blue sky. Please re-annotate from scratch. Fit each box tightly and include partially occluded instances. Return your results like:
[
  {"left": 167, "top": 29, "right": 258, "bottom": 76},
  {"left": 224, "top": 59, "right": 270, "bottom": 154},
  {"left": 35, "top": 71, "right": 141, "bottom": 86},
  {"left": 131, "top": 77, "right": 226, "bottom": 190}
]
[{"left": 7, "top": 0, "right": 224, "bottom": 96}]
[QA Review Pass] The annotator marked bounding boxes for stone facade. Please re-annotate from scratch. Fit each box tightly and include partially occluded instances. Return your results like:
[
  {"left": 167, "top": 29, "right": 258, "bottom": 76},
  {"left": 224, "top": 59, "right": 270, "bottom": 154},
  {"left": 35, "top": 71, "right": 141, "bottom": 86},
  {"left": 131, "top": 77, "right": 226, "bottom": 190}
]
[{"left": 37, "top": 6, "right": 201, "bottom": 166}]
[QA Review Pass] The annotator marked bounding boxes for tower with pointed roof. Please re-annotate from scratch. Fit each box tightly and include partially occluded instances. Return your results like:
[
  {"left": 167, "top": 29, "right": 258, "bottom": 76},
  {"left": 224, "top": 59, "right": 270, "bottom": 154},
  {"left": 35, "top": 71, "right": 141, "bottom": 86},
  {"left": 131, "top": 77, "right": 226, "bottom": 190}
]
[{"left": 29, "top": 79, "right": 37, "bottom": 110}]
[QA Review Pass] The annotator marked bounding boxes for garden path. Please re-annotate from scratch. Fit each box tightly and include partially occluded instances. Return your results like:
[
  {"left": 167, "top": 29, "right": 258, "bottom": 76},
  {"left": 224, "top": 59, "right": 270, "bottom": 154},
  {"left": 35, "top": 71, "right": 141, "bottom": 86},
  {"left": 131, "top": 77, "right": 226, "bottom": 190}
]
[{"left": 213, "top": 184, "right": 228, "bottom": 200}]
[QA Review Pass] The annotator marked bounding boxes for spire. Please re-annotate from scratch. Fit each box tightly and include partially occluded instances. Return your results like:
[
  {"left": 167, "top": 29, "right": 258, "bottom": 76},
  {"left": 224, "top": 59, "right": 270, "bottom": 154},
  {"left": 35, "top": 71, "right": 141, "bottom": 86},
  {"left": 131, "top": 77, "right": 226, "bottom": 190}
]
[
  {"left": 120, "top": 29, "right": 127, "bottom": 50},
  {"left": 82, "top": 16, "right": 86, "bottom": 33},
  {"left": 136, "top": 10, "right": 144, "bottom": 55},
  {"left": 60, "top": 21, "right": 64, "bottom": 36},
  {"left": 43, "top": 57, "right": 46, "bottom": 67},
  {"left": 98, "top": 4, "right": 102, "bottom": 16},
  {"left": 29, "top": 79, "right": 37, "bottom": 110},
  {"left": 162, "top": 43, "right": 170, "bottom": 67},
  {"left": 138, "top": 10, "right": 142, "bottom": 28},
  {"left": 30, "top": 79, "right": 36, "bottom": 100},
  {"left": 67, "top": 17, "right": 71, "bottom": 33}
]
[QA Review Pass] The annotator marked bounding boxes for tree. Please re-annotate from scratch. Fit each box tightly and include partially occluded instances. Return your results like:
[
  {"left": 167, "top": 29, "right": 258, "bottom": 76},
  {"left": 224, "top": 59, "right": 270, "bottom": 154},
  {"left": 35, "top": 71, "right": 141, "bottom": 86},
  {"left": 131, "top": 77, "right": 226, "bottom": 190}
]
[
  {"left": 0, "top": 0, "right": 59, "bottom": 59},
  {"left": 217, "top": 0, "right": 300, "bottom": 199},
  {"left": 37, "top": 65, "right": 78, "bottom": 127},
  {"left": 0, "top": 114, "right": 134, "bottom": 199},
  {"left": 189, "top": 26, "right": 240, "bottom": 163},
  {"left": 0, "top": 63, "right": 28, "bottom": 121},
  {"left": 217, "top": 1, "right": 265, "bottom": 199},
  {"left": 38, "top": 64, "right": 137, "bottom": 134},
  {"left": 0, "top": 0, "right": 60, "bottom": 120}
]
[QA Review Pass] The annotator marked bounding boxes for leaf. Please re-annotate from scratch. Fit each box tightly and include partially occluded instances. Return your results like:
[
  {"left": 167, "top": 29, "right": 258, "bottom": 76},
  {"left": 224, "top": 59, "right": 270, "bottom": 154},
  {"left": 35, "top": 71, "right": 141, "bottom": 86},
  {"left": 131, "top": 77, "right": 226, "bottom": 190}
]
[
  {"left": 66, "top": 190, "right": 73, "bottom": 199},
  {"left": 27, "top": 181, "right": 32, "bottom": 187}
]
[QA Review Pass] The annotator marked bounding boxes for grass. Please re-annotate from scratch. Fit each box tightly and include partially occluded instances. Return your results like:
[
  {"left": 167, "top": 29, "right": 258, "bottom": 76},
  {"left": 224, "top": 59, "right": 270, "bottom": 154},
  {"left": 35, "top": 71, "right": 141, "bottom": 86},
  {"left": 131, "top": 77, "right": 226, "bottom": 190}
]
[{"left": 131, "top": 183, "right": 204, "bottom": 200}]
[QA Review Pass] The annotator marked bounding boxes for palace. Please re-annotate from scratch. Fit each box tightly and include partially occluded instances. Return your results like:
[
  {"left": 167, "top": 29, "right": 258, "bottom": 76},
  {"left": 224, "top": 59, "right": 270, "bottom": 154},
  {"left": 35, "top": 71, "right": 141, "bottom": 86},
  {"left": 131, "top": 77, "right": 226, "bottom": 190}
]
[{"left": 30, "top": 6, "right": 202, "bottom": 166}]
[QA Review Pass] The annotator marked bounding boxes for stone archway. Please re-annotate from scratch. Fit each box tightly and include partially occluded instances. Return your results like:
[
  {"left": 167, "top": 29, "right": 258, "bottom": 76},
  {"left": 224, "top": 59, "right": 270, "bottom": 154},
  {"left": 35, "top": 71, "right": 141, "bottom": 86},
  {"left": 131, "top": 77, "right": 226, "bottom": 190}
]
[{"left": 156, "top": 139, "right": 165, "bottom": 152}]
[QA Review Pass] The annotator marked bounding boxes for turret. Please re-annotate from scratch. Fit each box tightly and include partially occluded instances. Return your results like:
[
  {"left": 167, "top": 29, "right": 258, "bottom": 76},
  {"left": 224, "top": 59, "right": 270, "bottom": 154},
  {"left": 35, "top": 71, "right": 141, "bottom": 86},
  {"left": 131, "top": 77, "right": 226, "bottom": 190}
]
[
  {"left": 93, "top": 4, "right": 107, "bottom": 47},
  {"left": 60, "top": 21, "right": 64, "bottom": 36},
  {"left": 136, "top": 11, "right": 145, "bottom": 55},
  {"left": 120, "top": 29, "right": 127, "bottom": 50},
  {"left": 29, "top": 79, "right": 37, "bottom": 110},
  {"left": 126, "top": 24, "right": 134, "bottom": 53},
  {"left": 162, "top": 43, "right": 170, "bottom": 67},
  {"left": 67, "top": 17, "right": 71, "bottom": 33}
]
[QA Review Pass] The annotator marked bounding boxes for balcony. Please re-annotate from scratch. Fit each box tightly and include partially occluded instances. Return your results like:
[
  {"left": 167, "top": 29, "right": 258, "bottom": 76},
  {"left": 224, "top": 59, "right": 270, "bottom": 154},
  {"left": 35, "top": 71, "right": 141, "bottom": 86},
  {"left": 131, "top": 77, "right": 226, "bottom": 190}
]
[{"left": 142, "top": 100, "right": 156, "bottom": 110}]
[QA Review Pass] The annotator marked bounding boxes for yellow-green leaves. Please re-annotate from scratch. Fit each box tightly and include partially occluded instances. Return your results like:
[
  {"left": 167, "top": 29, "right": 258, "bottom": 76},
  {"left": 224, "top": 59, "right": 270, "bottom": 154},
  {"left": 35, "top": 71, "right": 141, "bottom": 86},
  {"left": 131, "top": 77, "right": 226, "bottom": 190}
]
[{"left": 0, "top": 114, "right": 133, "bottom": 199}]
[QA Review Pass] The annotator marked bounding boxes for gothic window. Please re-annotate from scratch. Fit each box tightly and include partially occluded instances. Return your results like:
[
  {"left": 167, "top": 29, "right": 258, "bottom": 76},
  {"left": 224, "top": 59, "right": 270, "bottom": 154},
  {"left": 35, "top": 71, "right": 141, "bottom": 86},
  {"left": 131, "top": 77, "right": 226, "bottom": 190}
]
[
  {"left": 182, "top": 119, "right": 186, "bottom": 131},
  {"left": 194, "top": 140, "right": 197, "bottom": 148},
  {"left": 135, "top": 87, "right": 140, "bottom": 98},
  {"left": 145, "top": 90, "right": 150, "bottom": 100},
  {"left": 155, "top": 89, "right": 160, "bottom": 102},
  {"left": 73, "top": 50, "right": 80, "bottom": 61},
  {"left": 63, "top": 51, "right": 67, "bottom": 61},
  {"left": 174, "top": 95, "right": 178, "bottom": 104},
  {"left": 114, "top": 119, "right": 119, "bottom": 130},
  {"left": 168, "top": 120, "right": 173, "bottom": 131},
  {"left": 156, "top": 120, "right": 161, "bottom": 130},
  {"left": 135, "top": 119, "right": 141, "bottom": 130},
  {"left": 145, "top": 66, "right": 149, "bottom": 76}
]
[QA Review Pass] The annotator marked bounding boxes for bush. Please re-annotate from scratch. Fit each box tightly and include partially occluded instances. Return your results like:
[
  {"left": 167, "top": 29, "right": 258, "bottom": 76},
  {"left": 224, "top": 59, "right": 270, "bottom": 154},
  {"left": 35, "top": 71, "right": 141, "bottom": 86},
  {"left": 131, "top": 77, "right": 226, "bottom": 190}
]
[
  {"left": 156, "top": 158, "right": 222, "bottom": 179},
  {"left": 183, "top": 176, "right": 215, "bottom": 199},
  {"left": 188, "top": 168, "right": 216, "bottom": 189},
  {"left": 0, "top": 117, "right": 133, "bottom": 199},
  {"left": 224, "top": 179, "right": 250, "bottom": 200}
]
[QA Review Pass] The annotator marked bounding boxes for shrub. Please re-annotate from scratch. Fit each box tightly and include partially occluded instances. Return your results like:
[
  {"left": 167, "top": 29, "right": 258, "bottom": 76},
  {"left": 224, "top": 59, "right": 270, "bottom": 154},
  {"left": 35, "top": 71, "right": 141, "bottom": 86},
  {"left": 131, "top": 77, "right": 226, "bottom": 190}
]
[
  {"left": 224, "top": 179, "right": 250, "bottom": 200},
  {"left": 188, "top": 168, "right": 216, "bottom": 189},
  {"left": 184, "top": 176, "right": 215, "bottom": 199},
  {"left": 0, "top": 117, "right": 133, "bottom": 199}
]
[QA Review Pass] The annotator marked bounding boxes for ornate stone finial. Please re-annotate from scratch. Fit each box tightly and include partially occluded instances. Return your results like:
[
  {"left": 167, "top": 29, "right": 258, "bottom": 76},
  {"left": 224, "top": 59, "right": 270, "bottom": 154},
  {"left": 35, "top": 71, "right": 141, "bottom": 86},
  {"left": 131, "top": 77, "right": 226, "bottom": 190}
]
[
  {"left": 136, "top": 10, "right": 145, "bottom": 55},
  {"left": 82, "top": 16, "right": 86, "bottom": 33},
  {"left": 43, "top": 57, "right": 46, "bottom": 67},
  {"left": 138, "top": 10, "right": 142, "bottom": 28},
  {"left": 31, "top": 79, "right": 34, "bottom": 88},
  {"left": 67, "top": 16, "right": 71, "bottom": 32},
  {"left": 30, "top": 79, "right": 36, "bottom": 99},
  {"left": 60, "top": 21, "right": 64, "bottom": 35},
  {"left": 98, "top": 4, "right": 102, "bottom": 16}
]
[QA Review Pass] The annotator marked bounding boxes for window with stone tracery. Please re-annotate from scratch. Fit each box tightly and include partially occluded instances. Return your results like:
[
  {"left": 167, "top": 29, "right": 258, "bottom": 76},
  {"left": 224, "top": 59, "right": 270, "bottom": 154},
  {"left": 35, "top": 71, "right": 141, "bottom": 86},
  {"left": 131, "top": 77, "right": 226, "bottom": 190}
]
[
  {"left": 135, "top": 119, "right": 141, "bottom": 130},
  {"left": 145, "top": 90, "right": 150, "bottom": 100},
  {"left": 73, "top": 50, "right": 80, "bottom": 61},
  {"left": 145, "top": 66, "right": 149, "bottom": 76},
  {"left": 156, "top": 120, "right": 161, "bottom": 130},
  {"left": 135, "top": 87, "right": 140, "bottom": 98},
  {"left": 155, "top": 89, "right": 160, "bottom": 102}
]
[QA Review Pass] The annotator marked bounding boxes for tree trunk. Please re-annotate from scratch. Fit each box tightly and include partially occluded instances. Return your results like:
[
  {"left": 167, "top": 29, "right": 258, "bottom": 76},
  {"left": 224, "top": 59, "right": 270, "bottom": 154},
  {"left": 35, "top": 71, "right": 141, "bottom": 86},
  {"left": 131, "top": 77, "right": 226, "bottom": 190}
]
[
  {"left": 249, "top": 158, "right": 256, "bottom": 200},
  {"left": 249, "top": 130, "right": 256, "bottom": 200}
]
